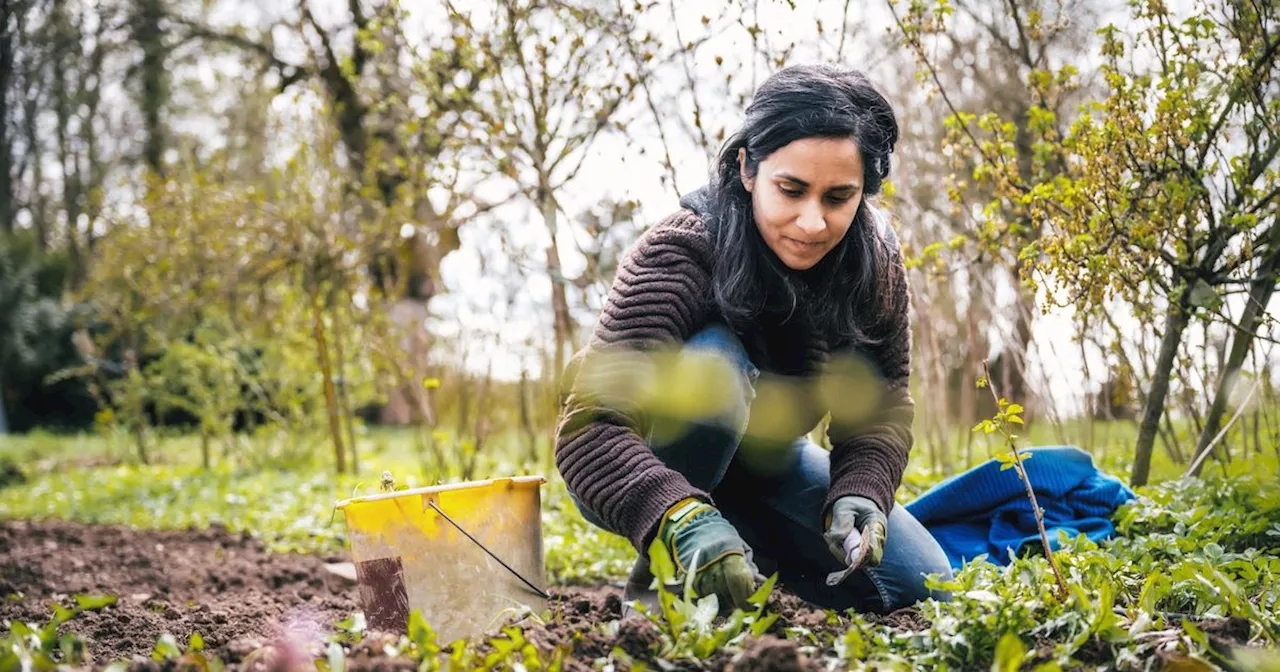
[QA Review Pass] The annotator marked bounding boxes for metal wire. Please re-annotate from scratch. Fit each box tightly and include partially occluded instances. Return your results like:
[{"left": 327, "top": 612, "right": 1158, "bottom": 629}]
[{"left": 426, "top": 500, "right": 551, "bottom": 600}]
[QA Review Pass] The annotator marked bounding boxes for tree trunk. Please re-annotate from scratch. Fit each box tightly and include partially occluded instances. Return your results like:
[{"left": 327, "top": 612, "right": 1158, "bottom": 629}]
[
  {"left": 1158, "top": 414, "right": 1183, "bottom": 463},
  {"left": 310, "top": 291, "right": 346, "bottom": 474},
  {"left": 23, "top": 65, "right": 44, "bottom": 249},
  {"left": 1252, "top": 403, "right": 1262, "bottom": 456},
  {"left": 1006, "top": 284, "right": 1036, "bottom": 417},
  {"left": 0, "top": 0, "right": 14, "bottom": 234},
  {"left": 0, "top": 368, "right": 9, "bottom": 434},
  {"left": 51, "top": 0, "right": 82, "bottom": 273},
  {"left": 540, "top": 178, "right": 575, "bottom": 394},
  {"left": 331, "top": 295, "right": 358, "bottom": 475},
  {"left": 1187, "top": 239, "right": 1280, "bottom": 476},
  {"left": 135, "top": 427, "right": 149, "bottom": 465},
  {"left": 200, "top": 430, "right": 211, "bottom": 470},
  {"left": 133, "top": 0, "right": 166, "bottom": 175},
  {"left": 1131, "top": 287, "right": 1193, "bottom": 487},
  {"left": 519, "top": 368, "right": 537, "bottom": 460}
]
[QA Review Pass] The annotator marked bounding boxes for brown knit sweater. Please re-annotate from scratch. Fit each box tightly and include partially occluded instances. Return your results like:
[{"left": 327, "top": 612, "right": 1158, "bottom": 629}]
[{"left": 555, "top": 208, "right": 914, "bottom": 552}]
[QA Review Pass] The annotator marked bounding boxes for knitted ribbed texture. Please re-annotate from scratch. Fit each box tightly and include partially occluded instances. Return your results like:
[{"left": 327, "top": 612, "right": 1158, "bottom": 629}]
[{"left": 555, "top": 208, "right": 914, "bottom": 551}]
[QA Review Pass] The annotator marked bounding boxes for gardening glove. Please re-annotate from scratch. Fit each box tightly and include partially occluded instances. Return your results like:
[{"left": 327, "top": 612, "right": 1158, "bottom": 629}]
[
  {"left": 658, "top": 497, "right": 758, "bottom": 612},
  {"left": 823, "top": 496, "right": 888, "bottom": 585}
]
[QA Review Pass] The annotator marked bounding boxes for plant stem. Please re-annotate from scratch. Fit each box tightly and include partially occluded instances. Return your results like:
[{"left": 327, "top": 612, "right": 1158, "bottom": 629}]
[{"left": 983, "top": 360, "right": 1069, "bottom": 599}]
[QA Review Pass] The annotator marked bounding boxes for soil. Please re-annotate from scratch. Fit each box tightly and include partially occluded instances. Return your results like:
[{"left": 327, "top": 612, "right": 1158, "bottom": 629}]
[
  {"left": 0, "top": 519, "right": 843, "bottom": 670},
  {"left": 14, "top": 519, "right": 1250, "bottom": 671},
  {"left": 0, "top": 519, "right": 358, "bottom": 668}
]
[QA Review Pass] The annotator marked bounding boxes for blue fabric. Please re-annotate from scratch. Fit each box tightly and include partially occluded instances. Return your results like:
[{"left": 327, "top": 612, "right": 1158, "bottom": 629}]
[{"left": 905, "top": 446, "right": 1136, "bottom": 569}]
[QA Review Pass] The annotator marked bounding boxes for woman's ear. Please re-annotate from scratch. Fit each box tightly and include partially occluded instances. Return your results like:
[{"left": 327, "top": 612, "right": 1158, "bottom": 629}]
[{"left": 738, "top": 148, "right": 754, "bottom": 193}]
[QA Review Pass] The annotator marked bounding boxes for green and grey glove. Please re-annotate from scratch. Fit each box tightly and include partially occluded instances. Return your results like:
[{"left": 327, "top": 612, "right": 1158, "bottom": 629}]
[
  {"left": 824, "top": 495, "right": 888, "bottom": 571},
  {"left": 658, "top": 497, "right": 758, "bottom": 611}
]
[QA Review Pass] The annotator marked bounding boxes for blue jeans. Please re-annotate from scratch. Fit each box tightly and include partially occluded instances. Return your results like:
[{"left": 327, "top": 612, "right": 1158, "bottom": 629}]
[{"left": 573, "top": 324, "right": 952, "bottom": 613}]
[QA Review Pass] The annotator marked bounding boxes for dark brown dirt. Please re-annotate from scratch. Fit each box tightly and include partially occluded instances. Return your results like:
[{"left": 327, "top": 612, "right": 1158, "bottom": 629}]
[
  {"left": 0, "top": 518, "right": 358, "bottom": 668},
  {"left": 1, "top": 519, "right": 849, "bottom": 671}
]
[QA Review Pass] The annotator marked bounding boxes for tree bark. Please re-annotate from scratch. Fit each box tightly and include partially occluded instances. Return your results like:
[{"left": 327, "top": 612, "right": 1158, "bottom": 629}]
[
  {"left": 331, "top": 295, "right": 358, "bottom": 475},
  {"left": 518, "top": 368, "right": 537, "bottom": 460},
  {"left": 541, "top": 181, "right": 575, "bottom": 393},
  {"left": 133, "top": 0, "right": 166, "bottom": 175},
  {"left": 1131, "top": 287, "right": 1193, "bottom": 487},
  {"left": 0, "top": 0, "right": 16, "bottom": 234},
  {"left": 310, "top": 291, "right": 346, "bottom": 474},
  {"left": 1188, "top": 235, "right": 1280, "bottom": 476},
  {"left": 0, "top": 367, "right": 9, "bottom": 434}
]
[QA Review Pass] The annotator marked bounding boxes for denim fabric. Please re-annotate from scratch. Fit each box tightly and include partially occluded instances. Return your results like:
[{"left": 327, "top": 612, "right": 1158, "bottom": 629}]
[{"left": 572, "top": 324, "right": 952, "bottom": 612}]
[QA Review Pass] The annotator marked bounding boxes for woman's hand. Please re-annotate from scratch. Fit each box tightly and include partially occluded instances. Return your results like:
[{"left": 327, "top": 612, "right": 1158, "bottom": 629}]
[
  {"left": 824, "top": 496, "right": 888, "bottom": 569},
  {"left": 658, "top": 498, "right": 758, "bottom": 611}
]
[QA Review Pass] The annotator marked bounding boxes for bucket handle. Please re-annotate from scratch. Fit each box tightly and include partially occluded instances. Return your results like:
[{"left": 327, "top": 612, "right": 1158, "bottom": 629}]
[{"left": 424, "top": 499, "right": 551, "bottom": 600}]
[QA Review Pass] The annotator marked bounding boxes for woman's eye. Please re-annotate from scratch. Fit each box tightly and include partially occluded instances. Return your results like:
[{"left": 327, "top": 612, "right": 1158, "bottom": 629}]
[
  {"left": 780, "top": 188, "right": 803, "bottom": 197},
  {"left": 827, "top": 195, "right": 851, "bottom": 204}
]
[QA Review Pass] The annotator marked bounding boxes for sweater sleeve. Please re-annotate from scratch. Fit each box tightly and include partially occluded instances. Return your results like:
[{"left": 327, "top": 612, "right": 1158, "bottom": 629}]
[
  {"left": 823, "top": 221, "right": 915, "bottom": 519},
  {"left": 554, "top": 211, "right": 713, "bottom": 551}
]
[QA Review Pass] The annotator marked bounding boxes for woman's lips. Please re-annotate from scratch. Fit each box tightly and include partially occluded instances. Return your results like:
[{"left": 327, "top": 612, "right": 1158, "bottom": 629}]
[{"left": 782, "top": 236, "right": 824, "bottom": 253}]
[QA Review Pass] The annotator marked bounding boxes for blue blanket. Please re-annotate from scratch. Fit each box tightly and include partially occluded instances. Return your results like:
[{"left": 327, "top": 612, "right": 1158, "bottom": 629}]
[{"left": 904, "top": 446, "right": 1135, "bottom": 568}]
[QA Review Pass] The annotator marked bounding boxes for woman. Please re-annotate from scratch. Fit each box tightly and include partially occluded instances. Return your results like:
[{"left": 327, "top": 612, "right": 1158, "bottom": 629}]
[{"left": 555, "top": 64, "right": 952, "bottom": 615}]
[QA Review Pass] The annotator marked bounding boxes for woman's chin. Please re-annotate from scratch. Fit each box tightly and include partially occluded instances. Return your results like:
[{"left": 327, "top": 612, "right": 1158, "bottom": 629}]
[{"left": 778, "top": 252, "right": 822, "bottom": 271}]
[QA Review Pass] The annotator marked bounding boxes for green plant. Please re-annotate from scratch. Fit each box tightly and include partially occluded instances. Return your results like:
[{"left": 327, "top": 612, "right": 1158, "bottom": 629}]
[
  {"left": 635, "top": 540, "right": 780, "bottom": 661},
  {"left": 148, "top": 631, "right": 222, "bottom": 671},
  {"left": 0, "top": 594, "right": 116, "bottom": 670},
  {"left": 973, "top": 362, "right": 1068, "bottom": 598}
]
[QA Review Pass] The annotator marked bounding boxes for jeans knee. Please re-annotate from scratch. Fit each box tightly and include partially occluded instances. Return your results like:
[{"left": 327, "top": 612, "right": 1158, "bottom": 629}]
[
  {"left": 680, "top": 324, "right": 757, "bottom": 428},
  {"left": 895, "top": 560, "right": 953, "bottom": 608}
]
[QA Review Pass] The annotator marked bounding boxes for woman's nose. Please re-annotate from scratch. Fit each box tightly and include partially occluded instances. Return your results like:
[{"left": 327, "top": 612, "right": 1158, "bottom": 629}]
[{"left": 796, "top": 200, "right": 826, "bottom": 235}]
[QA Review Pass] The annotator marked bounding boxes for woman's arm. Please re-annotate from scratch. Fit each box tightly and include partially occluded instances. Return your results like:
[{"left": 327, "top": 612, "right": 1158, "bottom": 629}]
[
  {"left": 824, "top": 223, "right": 914, "bottom": 520},
  {"left": 555, "top": 210, "right": 714, "bottom": 551}
]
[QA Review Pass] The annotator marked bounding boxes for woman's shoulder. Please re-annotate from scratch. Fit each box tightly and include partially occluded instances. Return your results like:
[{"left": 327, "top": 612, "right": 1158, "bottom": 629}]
[{"left": 628, "top": 207, "right": 714, "bottom": 264}]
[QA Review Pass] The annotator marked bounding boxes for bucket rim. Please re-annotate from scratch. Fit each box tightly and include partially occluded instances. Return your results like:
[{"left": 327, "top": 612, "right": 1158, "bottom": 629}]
[{"left": 335, "top": 474, "right": 547, "bottom": 509}]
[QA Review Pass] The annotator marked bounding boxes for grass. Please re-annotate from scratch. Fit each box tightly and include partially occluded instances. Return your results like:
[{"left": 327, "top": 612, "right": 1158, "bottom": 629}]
[
  {"left": 2, "top": 420, "right": 1279, "bottom": 670},
  {"left": 0, "top": 425, "right": 639, "bottom": 584},
  {"left": 0, "top": 417, "right": 1275, "bottom": 583}
]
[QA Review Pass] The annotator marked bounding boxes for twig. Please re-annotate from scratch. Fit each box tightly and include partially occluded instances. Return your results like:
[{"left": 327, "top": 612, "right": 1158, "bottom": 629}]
[
  {"left": 982, "top": 360, "right": 1069, "bottom": 599},
  {"left": 1184, "top": 377, "right": 1263, "bottom": 478}
]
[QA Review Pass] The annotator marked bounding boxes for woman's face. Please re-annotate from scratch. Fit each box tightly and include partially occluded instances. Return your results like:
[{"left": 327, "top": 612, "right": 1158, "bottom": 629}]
[{"left": 739, "top": 136, "right": 864, "bottom": 271}]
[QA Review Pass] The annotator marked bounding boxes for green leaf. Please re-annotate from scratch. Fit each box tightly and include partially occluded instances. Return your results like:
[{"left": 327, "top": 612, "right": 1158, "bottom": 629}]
[
  {"left": 188, "top": 632, "right": 204, "bottom": 652},
  {"left": 10, "top": 620, "right": 35, "bottom": 639},
  {"left": 1188, "top": 278, "right": 1223, "bottom": 311},
  {"left": 407, "top": 610, "right": 436, "bottom": 651},
  {"left": 58, "top": 634, "right": 87, "bottom": 666},
  {"left": 49, "top": 602, "right": 76, "bottom": 627},
  {"left": 647, "top": 538, "right": 677, "bottom": 587},
  {"left": 326, "top": 641, "right": 345, "bottom": 672},
  {"left": 751, "top": 612, "right": 780, "bottom": 637},
  {"left": 152, "top": 633, "right": 182, "bottom": 661},
  {"left": 691, "top": 594, "right": 718, "bottom": 630},
  {"left": 74, "top": 594, "right": 118, "bottom": 611},
  {"left": 992, "top": 631, "right": 1026, "bottom": 672},
  {"left": 748, "top": 572, "right": 778, "bottom": 609}
]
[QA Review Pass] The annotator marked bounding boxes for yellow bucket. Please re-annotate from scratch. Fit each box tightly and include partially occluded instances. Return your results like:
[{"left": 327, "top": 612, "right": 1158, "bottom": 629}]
[{"left": 335, "top": 475, "right": 547, "bottom": 641}]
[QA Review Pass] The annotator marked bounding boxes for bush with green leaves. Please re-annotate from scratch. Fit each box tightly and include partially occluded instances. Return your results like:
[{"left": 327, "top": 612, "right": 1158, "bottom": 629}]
[{"left": 0, "top": 231, "right": 95, "bottom": 433}]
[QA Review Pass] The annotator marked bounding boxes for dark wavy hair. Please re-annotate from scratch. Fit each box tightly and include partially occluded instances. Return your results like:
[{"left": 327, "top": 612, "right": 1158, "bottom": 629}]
[{"left": 708, "top": 64, "right": 902, "bottom": 346}]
